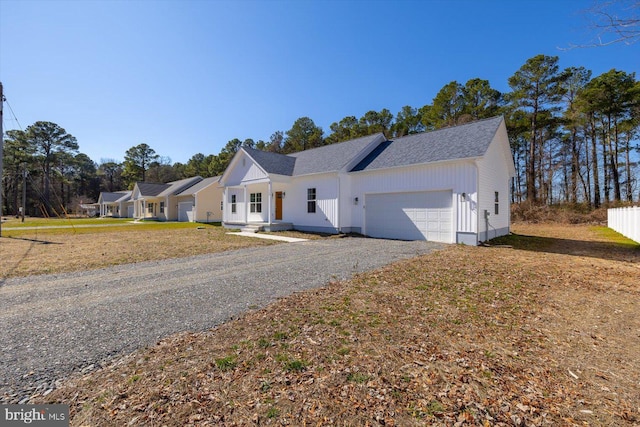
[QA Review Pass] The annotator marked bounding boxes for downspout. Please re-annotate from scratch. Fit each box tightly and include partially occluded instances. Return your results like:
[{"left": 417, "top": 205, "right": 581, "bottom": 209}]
[
  {"left": 336, "top": 175, "right": 341, "bottom": 233},
  {"left": 475, "top": 160, "right": 481, "bottom": 244}
]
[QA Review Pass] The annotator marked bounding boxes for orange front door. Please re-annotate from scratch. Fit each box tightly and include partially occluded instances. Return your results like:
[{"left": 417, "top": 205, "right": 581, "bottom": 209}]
[{"left": 275, "top": 192, "right": 283, "bottom": 220}]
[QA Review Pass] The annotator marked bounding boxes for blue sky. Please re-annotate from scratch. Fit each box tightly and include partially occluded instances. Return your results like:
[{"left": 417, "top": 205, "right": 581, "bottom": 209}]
[{"left": 1, "top": 0, "right": 638, "bottom": 165}]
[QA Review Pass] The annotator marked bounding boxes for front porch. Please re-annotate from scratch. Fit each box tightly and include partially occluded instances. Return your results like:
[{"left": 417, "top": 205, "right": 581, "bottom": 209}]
[{"left": 223, "top": 221, "right": 293, "bottom": 232}]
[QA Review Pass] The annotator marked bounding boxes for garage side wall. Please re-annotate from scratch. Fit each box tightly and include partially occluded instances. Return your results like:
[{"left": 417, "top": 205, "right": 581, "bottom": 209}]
[
  {"left": 476, "top": 133, "right": 512, "bottom": 242},
  {"left": 348, "top": 162, "right": 478, "bottom": 242},
  {"left": 195, "top": 186, "right": 223, "bottom": 222}
]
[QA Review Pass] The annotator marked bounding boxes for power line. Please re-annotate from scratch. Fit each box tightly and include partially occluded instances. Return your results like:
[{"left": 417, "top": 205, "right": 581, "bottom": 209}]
[{"left": 4, "top": 98, "right": 24, "bottom": 131}]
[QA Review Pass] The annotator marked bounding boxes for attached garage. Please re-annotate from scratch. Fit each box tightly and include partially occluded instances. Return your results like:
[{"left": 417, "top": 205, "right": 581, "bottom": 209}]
[
  {"left": 364, "top": 190, "right": 453, "bottom": 243},
  {"left": 178, "top": 201, "right": 194, "bottom": 222}
]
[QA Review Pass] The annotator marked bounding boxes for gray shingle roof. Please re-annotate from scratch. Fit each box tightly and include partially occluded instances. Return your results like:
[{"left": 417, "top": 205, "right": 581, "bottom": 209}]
[
  {"left": 351, "top": 116, "right": 504, "bottom": 172},
  {"left": 157, "top": 176, "right": 202, "bottom": 197},
  {"left": 290, "top": 133, "right": 383, "bottom": 175},
  {"left": 135, "top": 177, "right": 203, "bottom": 198},
  {"left": 242, "top": 134, "right": 384, "bottom": 177},
  {"left": 136, "top": 182, "right": 170, "bottom": 197},
  {"left": 100, "top": 191, "right": 131, "bottom": 203},
  {"left": 176, "top": 176, "right": 221, "bottom": 196},
  {"left": 243, "top": 147, "right": 297, "bottom": 176},
  {"left": 238, "top": 117, "right": 504, "bottom": 177}
]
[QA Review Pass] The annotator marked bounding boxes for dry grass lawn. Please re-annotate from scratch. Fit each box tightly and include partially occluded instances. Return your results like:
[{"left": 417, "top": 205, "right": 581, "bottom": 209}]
[
  {"left": 27, "top": 223, "right": 639, "bottom": 426},
  {"left": 0, "top": 219, "right": 301, "bottom": 278}
]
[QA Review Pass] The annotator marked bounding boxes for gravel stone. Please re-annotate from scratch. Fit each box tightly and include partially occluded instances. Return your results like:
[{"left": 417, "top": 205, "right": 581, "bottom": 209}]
[{"left": 0, "top": 237, "right": 442, "bottom": 403}]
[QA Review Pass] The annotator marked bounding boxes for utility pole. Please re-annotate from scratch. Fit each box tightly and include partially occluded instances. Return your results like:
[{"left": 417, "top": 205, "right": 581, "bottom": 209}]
[
  {"left": 0, "top": 81, "right": 4, "bottom": 237},
  {"left": 22, "top": 163, "right": 27, "bottom": 222}
]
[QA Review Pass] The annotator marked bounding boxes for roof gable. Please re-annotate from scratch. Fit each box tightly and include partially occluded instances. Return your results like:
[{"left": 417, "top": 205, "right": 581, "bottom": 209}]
[
  {"left": 243, "top": 147, "right": 296, "bottom": 176},
  {"left": 351, "top": 116, "right": 504, "bottom": 172}
]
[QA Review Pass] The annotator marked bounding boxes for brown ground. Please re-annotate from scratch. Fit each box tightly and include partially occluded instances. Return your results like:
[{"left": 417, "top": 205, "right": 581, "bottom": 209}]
[
  {"left": 0, "top": 223, "right": 286, "bottom": 278},
  {"left": 26, "top": 223, "right": 640, "bottom": 426}
]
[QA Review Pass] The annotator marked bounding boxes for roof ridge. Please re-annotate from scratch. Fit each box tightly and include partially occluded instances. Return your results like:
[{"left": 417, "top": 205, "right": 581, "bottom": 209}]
[
  {"left": 289, "top": 132, "right": 384, "bottom": 156},
  {"left": 390, "top": 115, "right": 503, "bottom": 141}
]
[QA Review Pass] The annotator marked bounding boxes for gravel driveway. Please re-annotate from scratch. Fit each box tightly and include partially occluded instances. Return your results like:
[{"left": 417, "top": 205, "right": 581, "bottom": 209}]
[{"left": 0, "top": 237, "right": 442, "bottom": 403}]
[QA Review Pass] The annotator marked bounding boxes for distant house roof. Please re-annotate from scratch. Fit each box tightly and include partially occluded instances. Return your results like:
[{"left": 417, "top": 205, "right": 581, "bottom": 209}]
[
  {"left": 135, "top": 176, "right": 203, "bottom": 198},
  {"left": 157, "top": 176, "right": 202, "bottom": 197},
  {"left": 351, "top": 116, "right": 504, "bottom": 172},
  {"left": 99, "top": 191, "right": 131, "bottom": 203},
  {"left": 136, "top": 182, "right": 170, "bottom": 197},
  {"left": 176, "top": 176, "right": 221, "bottom": 196}
]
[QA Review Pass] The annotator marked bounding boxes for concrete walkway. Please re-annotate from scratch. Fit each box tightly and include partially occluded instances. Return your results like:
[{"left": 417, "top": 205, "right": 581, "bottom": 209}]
[{"left": 228, "top": 231, "right": 308, "bottom": 242}]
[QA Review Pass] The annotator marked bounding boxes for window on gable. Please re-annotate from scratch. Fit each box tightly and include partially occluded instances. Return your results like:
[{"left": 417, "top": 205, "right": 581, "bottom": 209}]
[
  {"left": 231, "top": 194, "right": 237, "bottom": 214},
  {"left": 307, "top": 188, "right": 316, "bottom": 213},
  {"left": 494, "top": 191, "right": 499, "bottom": 215},
  {"left": 250, "top": 192, "right": 262, "bottom": 213}
]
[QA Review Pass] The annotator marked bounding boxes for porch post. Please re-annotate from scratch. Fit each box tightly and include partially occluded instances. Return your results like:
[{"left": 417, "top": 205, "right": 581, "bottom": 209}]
[
  {"left": 243, "top": 185, "right": 248, "bottom": 223},
  {"left": 268, "top": 181, "right": 272, "bottom": 224},
  {"left": 222, "top": 187, "right": 227, "bottom": 223}
]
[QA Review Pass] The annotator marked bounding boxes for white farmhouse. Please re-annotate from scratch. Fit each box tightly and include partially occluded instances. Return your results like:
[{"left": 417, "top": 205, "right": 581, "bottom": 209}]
[{"left": 220, "top": 116, "right": 515, "bottom": 244}]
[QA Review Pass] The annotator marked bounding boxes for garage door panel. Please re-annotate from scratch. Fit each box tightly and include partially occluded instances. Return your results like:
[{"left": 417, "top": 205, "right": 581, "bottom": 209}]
[
  {"left": 178, "top": 202, "right": 193, "bottom": 222},
  {"left": 365, "top": 191, "right": 452, "bottom": 243}
]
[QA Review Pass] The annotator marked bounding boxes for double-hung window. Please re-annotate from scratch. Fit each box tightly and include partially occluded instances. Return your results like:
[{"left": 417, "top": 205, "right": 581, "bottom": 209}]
[
  {"left": 160, "top": 201, "right": 165, "bottom": 214},
  {"left": 307, "top": 188, "right": 316, "bottom": 213},
  {"left": 494, "top": 191, "right": 499, "bottom": 215},
  {"left": 231, "top": 195, "right": 237, "bottom": 214},
  {"left": 250, "top": 192, "right": 262, "bottom": 213}
]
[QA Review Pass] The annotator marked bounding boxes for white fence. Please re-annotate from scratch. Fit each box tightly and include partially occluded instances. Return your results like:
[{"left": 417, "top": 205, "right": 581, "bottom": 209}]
[{"left": 608, "top": 207, "right": 640, "bottom": 243}]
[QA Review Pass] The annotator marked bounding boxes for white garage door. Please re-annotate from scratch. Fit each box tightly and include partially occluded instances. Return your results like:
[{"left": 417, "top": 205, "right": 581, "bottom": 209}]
[
  {"left": 178, "top": 202, "right": 193, "bottom": 222},
  {"left": 365, "top": 191, "right": 453, "bottom": 243}
]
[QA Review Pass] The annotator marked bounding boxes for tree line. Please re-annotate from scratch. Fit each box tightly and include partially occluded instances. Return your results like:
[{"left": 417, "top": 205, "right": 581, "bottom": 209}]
[{"left": 1, "top": 53, "right": 639, "bottom": 217}]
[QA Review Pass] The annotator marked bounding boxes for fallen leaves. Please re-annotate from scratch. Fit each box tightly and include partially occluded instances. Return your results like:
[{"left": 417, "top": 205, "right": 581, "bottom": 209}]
[{"left": 34, "top": 223, "right": 640, "bottom": 426}]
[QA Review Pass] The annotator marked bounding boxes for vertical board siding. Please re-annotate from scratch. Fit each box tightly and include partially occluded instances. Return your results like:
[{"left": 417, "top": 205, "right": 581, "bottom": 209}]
[
  {"left": 477, "top": 133, "right": 511, "bottom": 240},
  {"left": 286, "top": 174, "right": 339, "bottom": 229},
  {"left": 225, "top": 152, "right": 268, "bottom": 185},
  {"left": 608, "top": 207, "right": 640, "bottom": 243},
  {"left": 225, "top": 189, "right": 246, "bottom": 223},
  {"left": 349, "top": 162, "right": 477, "bottom": 233}
]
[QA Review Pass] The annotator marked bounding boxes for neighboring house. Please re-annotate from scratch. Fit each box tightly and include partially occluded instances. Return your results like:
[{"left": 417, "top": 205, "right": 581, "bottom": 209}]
[
  {"left": 97, "top": 191, "right": 132, "bottom": 218},
  {"left": 131, "top": 176, "right": 203, "bottom": 221},
  {"left": 174, "top": 176, "right": 223, "bottom": 222},
  {"left": 79, "top": 203, "right": 99, "bottom": 217},
  {"left": 220, "top": 116, "right": 515, "bottom": 244}
]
